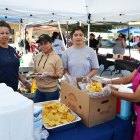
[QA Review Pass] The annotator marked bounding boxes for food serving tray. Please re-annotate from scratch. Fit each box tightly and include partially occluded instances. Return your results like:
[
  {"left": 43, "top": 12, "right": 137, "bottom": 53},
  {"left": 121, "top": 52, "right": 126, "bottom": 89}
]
[
  {"left": 29, "top": 73, "right": 42, "bottom": 78},
  {"left": 35, "top": 100, "right": 81, "bottom": 132}
]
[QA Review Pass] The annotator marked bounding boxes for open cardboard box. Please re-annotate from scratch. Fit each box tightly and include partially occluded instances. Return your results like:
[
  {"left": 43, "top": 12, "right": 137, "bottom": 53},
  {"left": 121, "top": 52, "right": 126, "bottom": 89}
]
[{"left": 61, "top": 80, "right": 117, "bottom": 127}]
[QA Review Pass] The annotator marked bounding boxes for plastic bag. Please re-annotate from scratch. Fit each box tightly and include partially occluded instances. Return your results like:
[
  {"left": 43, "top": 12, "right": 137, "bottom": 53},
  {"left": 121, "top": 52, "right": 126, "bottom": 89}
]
[
  {"left": 88, "top": 85, "right": 111, "bottom": 98},
  {"left": 40, "top": 129, "right": 49, "bottom": 140},
  {"left": 78, "top": 82, "right": 87, "bottom": 92},
  {"left": 63, "top": 74, "right": 77, "bottom": 87},
  {"left": 34, "top": 128, "right": 49, "bottom": 140}
]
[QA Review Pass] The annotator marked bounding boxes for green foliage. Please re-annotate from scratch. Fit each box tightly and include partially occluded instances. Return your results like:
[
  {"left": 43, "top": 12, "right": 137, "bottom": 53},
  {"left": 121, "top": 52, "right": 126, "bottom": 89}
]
[
  {"left": 90, "top": 25, "right": 114, "bottom": 32},
  {"left": 61, "top": 23, "right": 114, "bottom": 35}
]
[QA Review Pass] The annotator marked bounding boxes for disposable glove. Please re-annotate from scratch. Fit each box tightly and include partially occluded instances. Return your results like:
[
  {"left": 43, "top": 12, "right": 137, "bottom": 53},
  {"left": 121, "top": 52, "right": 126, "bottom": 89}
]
[
  {"left": 102, "top": 85, "right": 111, "bottom": 96},
  {"left": 100, "top": 80, "right": 111, "bottom": 86},
  {"left": 82, "top": 76, "right": 92, "bottom": 83},
  {"left": 39, "top": 72, "right": 54, "bottom": 79}
]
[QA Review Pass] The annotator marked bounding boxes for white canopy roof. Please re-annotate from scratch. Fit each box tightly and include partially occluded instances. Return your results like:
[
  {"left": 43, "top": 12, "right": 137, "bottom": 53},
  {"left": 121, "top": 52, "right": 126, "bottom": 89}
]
[{"left": 0, "top": 0, "right": 140, "bottom": 24}]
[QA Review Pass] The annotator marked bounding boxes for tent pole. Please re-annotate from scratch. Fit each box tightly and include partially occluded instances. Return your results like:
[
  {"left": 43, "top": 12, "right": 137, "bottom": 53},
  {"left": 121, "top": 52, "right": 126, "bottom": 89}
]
[
  {"left": 57, "top": 21, "right": 66, "bottom": 48},
  {"left": 87, "top": 23, "right": 90, "bottom": 47},
  {"left": 66, "top": 21, "right": 69, "bottom": 48},
  {"left": 79, "top": 21, "right": 82, "bottom": 26},
  {"left": 128, "top": 23, "right": 131, "bottom": 56},
  {"left": 87, "top": 13, "right": 91, "bottom": 47},
  {"left": 24, "top": 25, "right": 27, "bottom": 54}
]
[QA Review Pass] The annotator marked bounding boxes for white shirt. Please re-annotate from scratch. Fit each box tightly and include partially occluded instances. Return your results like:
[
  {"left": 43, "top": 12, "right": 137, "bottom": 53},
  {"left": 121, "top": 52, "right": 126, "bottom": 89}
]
[{"left": 53, "top": 39, "right": 65, "bottom": 55}]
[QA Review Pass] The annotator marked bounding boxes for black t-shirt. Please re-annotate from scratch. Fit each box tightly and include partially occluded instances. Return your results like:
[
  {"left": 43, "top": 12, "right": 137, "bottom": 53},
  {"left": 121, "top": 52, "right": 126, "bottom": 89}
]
[
  {"left": 0, "top": 46, "right": 20, "bottom": 91},
  {"left": 25, "top": 39, "right": 30, "bottom": 50},
  {"left": 89, "top": 39, "right": 99, "bottom": 49}
]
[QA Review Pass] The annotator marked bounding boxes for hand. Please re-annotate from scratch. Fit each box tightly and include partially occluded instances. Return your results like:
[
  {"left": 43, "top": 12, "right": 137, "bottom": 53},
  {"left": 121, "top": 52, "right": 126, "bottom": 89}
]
[
  {"left": 37, "top": 72, "right": 54, "bottom": 82},
  {"left": 82, "top": 76, "right": 92, "bottom": 83},
  {"left": 102, "top": 85, "right": 111, "bottom": 96},
  {"left": 38, "top": 72, "right": 49, "bottom": 79},
  {"left": 39, "top": 72, "right": 48, "bottom": 79},
  {"left": 101, "top": 80, "right": 111, "bottom": 86},
  {"left": 23, "top": 80, "right": 31, "bottom": 89},
  {"left": 110, "top": 85, "right": 118, "bottom": 91}
]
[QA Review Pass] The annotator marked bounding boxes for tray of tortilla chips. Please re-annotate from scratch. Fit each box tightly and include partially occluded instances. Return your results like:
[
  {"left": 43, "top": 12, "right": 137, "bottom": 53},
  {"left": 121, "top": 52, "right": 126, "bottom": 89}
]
[{"left": 36, "top": 100, "right": 81, "bottom": 132}]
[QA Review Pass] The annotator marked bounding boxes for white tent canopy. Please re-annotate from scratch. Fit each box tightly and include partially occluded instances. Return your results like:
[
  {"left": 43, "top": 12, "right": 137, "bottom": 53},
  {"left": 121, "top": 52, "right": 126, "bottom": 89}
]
[{"left": 0, "top": 0, "right": 140, "bottom": 24}]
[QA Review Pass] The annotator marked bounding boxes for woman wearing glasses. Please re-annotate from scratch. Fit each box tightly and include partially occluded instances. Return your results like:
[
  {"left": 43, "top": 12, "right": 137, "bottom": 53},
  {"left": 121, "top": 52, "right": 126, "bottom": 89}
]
[
  {"left": 113, "top": 33, "right": 127, "bottom": 55},
  {"left": 34, "top": 34, "right": 64, "bottom": 103}
]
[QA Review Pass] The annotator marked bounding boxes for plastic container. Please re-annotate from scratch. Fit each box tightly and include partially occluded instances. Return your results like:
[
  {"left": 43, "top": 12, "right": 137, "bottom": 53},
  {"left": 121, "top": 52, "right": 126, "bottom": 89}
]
[
  {"left": 20, "top": 58, "right": 24, "bottom": 67},
  {"left": 34, "top": 105, "right": 42, "bottom": 140},
  {"left": 119, "top": 100, "right": 131, "bottom": 120}
]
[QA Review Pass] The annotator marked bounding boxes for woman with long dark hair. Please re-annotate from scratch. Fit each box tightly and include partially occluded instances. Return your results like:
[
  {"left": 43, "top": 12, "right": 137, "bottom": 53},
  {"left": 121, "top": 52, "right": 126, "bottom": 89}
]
[
  {"left": 62, "top": 26, "right": 99, "bottom": 78},
  {"left": 52, "top": 32, "right": 65, "bottom": 58}
]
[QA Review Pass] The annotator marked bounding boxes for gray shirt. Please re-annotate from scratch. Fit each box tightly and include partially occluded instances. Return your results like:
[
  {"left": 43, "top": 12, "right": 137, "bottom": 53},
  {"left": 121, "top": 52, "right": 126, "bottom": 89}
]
[
  {"left": 62, "top": 46, "right": 99, "bottom": 78},
  {"left": 113, "top": 40, "right": 125, "bottom": 55}
]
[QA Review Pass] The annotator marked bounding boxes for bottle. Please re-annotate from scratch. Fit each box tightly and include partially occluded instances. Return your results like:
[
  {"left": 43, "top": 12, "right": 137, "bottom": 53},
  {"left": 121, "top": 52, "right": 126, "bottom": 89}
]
[
  {"left": 20, "top": 58, "right": 24, "bottom": 67},
  {"left": 119, "top": 100, "right": 131, "bottom": 120},
  {"left": 34, "top": 105, "right": 42, "bottom": 140}
]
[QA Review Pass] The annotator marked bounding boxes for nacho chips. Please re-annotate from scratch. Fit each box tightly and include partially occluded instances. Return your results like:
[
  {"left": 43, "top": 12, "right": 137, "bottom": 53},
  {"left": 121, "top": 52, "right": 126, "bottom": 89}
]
[
  {"left": 42, "top": 102, "right": 76, "bottom": 127},
  {"left": 87, "top": 82, "right": 103, "bottom": 92}
]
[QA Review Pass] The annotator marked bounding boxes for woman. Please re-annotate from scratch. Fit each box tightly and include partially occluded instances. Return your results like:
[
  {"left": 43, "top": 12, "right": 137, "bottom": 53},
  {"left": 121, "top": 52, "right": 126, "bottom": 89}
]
[
  {"left": 0, "top": 20, "right": 29, "bottom": 91},
  {"left": 34, "top": 34, "right": 64, "bottom": 103},
  {"left": 52, "top": 32, "right": 65, "bottom": 58},
  {"left": 113, "top": 33, "right": 127, "bottom": 55},
  {"left": 62, "top": 26, "right": 99, "bottom": 78},
  {"left": 25, "top": 31, "right": 30, "bottom": 54},
  {"left": 106, "top": 42, "right": 140, "bottom": 140}
]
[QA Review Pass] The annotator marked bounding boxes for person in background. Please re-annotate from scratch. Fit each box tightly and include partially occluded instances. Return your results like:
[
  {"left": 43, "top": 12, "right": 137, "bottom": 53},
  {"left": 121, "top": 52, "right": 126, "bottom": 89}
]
[
  {"left": 59, "top": 32, "right": 66, "bottom": 45},
  {"left": 52, "top": 32, "right": 65, "bottom": 58},
  {"left": 134, "top": 36, "right": 140, "bottom": 43},
  {"left": 62, "top": 26, "right": 99, "bottom": 79},
  {"left": 25, "top": 31, "right": 30, "bottom": 54},
  {"left": 16, "top": 32, "right": 24, "bottom": 54},
  {"left": 113, "top": 33, "right": 127, "bottom": 55},
  {"left": 97, "top": 35, "right": 102, "bottom": 48},
  {"left": 0, "top": 20, "right": 30, "bottom": 91},
  {"left": 104, "top": 42, "right": 140, "bottom": 140},
  {"left": 89, "top": 33, "right": 99, "bottom": 54},
  {"left": 34, "top": 34, "right": 64, "bottom": 103},
  {"left": 30, "top": 36, "right": 37, "bottom": 53}
]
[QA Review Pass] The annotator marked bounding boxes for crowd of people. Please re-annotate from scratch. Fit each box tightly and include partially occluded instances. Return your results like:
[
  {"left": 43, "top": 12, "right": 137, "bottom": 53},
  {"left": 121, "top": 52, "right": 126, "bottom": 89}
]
[{"left": 0, "top": 20, "right": 140, "bottom": 140}]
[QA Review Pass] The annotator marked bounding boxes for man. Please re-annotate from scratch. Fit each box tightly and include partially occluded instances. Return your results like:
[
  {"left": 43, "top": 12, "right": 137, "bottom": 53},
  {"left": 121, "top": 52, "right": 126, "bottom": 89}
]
[{"left": 89, "top": 33, "right": 99, "bottom": 53}]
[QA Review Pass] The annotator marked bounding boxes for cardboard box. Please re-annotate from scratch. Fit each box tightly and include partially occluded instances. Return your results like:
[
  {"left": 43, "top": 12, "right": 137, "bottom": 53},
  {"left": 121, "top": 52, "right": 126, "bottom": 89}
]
[{"left": 61, "top": 80, "right": 117, "bottom": 127}]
